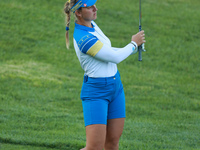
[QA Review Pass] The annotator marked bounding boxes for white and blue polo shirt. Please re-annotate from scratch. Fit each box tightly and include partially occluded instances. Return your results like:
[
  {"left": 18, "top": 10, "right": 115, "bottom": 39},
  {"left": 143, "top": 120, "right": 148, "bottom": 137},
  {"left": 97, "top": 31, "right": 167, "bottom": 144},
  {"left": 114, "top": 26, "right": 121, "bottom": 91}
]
[{"left": 73, "top": 21, "right": 137, "bottom": 77}]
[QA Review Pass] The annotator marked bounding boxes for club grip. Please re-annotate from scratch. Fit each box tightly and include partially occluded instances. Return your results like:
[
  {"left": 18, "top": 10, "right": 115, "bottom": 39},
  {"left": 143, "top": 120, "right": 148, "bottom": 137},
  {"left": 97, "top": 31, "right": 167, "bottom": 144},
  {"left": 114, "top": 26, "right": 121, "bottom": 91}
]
[
  {"left": 138, "top": 25, "right": 142, "bottom": 61},
  {"left": 138, "top": 45, "right": 142, "bottom": 61}
]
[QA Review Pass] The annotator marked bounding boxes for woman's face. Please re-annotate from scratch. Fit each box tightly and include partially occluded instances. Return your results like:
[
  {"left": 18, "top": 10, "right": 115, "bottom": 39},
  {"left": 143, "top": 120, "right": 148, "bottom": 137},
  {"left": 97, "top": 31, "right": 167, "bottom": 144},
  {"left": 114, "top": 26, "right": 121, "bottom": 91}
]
[{"left": 80, "top": 5, "right": 98, "bottom": 21}]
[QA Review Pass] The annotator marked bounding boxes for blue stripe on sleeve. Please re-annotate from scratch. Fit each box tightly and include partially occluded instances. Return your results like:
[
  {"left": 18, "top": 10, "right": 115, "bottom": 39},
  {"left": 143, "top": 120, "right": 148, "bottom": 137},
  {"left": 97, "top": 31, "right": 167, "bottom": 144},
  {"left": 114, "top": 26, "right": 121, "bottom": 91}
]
[{"left": 77, "top": 35, "right": 98, "bottom": 54}]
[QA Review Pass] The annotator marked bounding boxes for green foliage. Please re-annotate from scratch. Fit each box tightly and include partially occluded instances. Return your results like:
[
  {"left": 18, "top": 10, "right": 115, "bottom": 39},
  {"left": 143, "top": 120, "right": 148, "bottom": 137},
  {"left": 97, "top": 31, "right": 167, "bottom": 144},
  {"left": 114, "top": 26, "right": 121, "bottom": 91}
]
[{"left": 0, "top": 0, "right": 199, "bottom": 149}]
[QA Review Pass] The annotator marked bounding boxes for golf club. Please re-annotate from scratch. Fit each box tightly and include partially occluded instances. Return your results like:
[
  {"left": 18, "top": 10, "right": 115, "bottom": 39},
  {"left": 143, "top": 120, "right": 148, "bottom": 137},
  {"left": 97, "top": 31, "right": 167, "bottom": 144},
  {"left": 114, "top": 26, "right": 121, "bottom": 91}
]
[{"left": 138, "top": 0, "right": 146, "bottom": 61}]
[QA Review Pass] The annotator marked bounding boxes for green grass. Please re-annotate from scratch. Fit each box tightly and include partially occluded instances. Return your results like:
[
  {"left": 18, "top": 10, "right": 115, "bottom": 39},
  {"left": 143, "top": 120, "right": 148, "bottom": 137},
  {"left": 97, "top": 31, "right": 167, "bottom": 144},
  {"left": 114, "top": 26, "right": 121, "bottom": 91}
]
[{"left": 0, "top": 0, "right": 200, "bottom": 149}]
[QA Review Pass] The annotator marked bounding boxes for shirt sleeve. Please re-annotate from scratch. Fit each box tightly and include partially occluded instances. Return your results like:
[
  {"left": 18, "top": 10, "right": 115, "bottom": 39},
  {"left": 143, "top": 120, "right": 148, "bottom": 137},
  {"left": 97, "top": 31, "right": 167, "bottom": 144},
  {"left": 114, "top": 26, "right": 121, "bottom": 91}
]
[
  {"left": 95, "top": 43, "right": 137, "bottom": 64},
  {"left": 77, "top": 34, "right": 103, "bottom": 57}
]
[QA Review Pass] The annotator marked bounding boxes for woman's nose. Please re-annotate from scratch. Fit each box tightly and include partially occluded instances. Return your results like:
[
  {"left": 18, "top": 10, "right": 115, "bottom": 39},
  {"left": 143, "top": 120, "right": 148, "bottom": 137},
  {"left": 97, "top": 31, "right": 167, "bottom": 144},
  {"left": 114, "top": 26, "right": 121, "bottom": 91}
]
[{"left": 93, "top": 5, "right": 98, "bottom": 11}]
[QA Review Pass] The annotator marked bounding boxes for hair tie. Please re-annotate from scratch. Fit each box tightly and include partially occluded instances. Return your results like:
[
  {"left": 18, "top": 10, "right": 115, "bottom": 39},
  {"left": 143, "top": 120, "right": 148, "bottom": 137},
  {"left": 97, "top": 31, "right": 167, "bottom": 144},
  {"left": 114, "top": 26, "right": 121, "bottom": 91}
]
[{"left": 66, "top": 26, "right": 69, "bottom": 31}]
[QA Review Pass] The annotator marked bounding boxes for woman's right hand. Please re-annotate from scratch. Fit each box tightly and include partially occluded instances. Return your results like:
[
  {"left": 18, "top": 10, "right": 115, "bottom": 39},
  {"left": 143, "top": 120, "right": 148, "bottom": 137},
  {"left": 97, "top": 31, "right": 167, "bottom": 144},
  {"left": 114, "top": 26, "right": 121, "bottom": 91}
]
[{"left": 131, "top": 30, "right": 146, "bottom": 46}]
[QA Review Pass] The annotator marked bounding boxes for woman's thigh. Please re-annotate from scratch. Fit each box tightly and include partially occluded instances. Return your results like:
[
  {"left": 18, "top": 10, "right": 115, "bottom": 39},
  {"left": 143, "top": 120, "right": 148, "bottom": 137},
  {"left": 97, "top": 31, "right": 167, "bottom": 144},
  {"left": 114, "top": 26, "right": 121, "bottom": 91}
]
[{"left": 85, "top": 124, "right": 107, "bottom": 150}]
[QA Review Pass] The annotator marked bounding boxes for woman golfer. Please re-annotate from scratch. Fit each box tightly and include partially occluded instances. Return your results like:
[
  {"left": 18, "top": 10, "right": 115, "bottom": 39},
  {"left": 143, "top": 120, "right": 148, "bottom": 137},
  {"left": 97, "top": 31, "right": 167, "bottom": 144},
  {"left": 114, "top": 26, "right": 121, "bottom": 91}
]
[{"left": 64, "top": 0, "right": 145, "bottom": 149}]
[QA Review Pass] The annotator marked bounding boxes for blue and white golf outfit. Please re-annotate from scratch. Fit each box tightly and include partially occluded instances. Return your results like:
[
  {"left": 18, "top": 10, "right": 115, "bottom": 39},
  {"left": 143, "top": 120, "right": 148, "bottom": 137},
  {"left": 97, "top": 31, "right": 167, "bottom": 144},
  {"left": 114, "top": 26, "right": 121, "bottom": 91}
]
[{"left": 73, "top": 21, "right": 137, "bottom": 126}]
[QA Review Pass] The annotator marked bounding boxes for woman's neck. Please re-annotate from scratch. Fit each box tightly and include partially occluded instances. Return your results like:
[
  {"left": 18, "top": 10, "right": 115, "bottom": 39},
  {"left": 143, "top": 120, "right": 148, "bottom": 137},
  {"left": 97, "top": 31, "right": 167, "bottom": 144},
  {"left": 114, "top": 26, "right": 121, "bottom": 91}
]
[{"left": 76, "top": 20, "right": 92, "bottom": 28}]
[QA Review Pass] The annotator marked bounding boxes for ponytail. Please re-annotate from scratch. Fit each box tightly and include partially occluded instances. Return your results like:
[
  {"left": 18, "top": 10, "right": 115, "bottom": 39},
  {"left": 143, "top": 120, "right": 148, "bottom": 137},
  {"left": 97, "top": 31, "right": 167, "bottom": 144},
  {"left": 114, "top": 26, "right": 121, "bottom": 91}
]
[
  {"left": 64, "top": 0, "right": 80, "bottom": 49},
  {"left": 64, "top": 1, "right": 71, "bottom": 49}
]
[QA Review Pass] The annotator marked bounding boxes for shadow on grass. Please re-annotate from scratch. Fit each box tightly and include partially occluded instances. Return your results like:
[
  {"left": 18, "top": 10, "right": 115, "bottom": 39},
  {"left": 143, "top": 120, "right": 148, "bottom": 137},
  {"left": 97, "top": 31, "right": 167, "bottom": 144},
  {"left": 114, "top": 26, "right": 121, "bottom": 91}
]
[{"left": 0, "top": 137, "right": 83, "bottom": 150}]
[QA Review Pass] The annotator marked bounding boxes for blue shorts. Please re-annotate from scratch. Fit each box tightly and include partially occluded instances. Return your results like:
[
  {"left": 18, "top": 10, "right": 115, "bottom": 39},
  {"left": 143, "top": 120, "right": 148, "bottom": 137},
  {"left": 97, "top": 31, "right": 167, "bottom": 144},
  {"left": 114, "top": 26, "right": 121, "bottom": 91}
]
[{"left": 81, "top": 71, "right": 126, "bottom": 126}]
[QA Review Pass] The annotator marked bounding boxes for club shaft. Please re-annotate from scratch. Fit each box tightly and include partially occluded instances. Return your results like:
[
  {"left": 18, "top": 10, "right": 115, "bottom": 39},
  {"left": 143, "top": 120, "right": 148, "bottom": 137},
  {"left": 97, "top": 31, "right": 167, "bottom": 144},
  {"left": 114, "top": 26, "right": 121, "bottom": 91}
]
[
  {"left": 138, "top": 0, "right": 142, "bottom": 61},
  {"left": 139, "top": 0, "right": 141, "bottom": 27}
]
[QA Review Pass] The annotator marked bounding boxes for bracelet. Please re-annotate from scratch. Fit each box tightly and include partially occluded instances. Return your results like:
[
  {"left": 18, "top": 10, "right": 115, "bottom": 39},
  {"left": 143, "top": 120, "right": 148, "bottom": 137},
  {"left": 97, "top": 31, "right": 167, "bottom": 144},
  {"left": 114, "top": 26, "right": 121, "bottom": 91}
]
[{"left": 131, "top": 41, "right": 138, "bottom": 49}]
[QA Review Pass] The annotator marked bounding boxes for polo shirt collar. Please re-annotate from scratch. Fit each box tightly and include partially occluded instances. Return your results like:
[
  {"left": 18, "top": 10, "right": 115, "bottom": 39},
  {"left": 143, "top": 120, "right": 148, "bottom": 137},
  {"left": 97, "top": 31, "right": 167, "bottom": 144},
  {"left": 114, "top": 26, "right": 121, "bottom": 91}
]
[{"left": 75, "top": 22, "right": 95, "bottom": 32}]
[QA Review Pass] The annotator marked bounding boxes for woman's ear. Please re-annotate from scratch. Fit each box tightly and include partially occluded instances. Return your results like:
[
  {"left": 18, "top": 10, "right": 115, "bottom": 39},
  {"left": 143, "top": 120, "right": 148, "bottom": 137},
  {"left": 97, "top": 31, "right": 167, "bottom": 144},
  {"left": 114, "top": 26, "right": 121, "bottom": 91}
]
[{"left": 75, "top": 10, "right": 82, "bottom": 17}]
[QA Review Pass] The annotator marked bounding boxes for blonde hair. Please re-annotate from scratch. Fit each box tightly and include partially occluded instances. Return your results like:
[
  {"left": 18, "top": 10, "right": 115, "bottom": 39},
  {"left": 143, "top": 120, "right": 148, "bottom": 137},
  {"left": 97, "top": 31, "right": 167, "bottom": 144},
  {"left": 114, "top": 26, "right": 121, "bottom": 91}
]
[{"left": 64, "top": 0, "right": 80, "bottom": 49}]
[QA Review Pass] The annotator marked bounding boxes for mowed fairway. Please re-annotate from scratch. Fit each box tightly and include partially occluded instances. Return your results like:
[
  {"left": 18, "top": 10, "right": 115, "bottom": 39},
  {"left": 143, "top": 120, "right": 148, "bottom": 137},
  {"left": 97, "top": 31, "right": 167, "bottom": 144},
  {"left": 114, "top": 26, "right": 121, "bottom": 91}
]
[{"left": 0, "top": 0, "right": 199, "bottom": 149}]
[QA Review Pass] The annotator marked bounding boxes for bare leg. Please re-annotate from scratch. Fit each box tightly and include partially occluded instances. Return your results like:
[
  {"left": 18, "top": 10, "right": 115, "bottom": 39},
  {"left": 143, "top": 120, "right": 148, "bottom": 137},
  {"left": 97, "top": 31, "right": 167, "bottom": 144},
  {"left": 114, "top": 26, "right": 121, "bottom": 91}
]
[
  {"left": 104, "top": 118, "right": 125, "bottom": 150},
  {"left": 82, "top": 124, "right": 106, "bottom": 150}
]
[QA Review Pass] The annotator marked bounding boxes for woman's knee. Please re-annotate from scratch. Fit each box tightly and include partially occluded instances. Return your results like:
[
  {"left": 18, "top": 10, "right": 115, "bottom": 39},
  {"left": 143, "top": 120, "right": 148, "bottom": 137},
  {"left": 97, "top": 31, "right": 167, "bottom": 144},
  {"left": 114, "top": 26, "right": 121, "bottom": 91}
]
[
  {"left": 105, "top": 136, "right": 120, "bottom": 149},
  {"left": 104, "top": 141, "right": 119, "bottom": 150}
]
